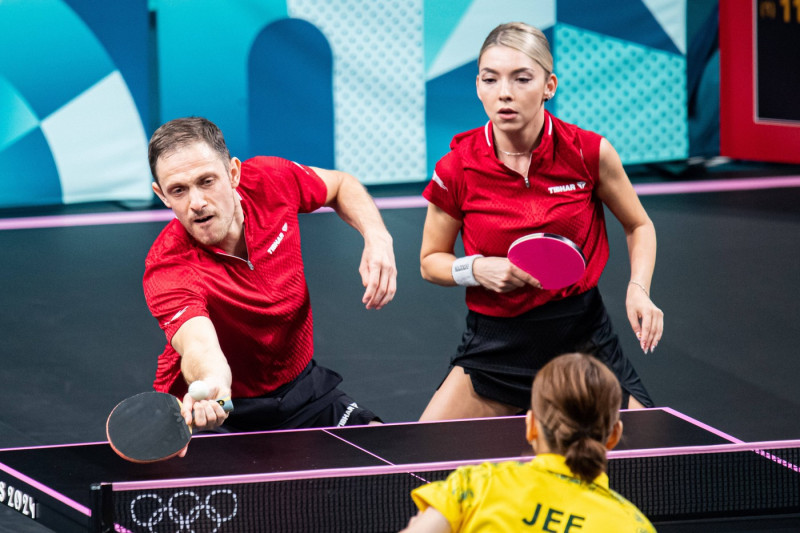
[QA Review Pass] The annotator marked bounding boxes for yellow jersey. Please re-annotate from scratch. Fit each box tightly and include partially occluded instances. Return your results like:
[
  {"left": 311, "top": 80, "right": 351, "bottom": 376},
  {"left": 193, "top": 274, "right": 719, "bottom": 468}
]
[{"left": 411, "top": 454, "right": 655, "bottom": 532}]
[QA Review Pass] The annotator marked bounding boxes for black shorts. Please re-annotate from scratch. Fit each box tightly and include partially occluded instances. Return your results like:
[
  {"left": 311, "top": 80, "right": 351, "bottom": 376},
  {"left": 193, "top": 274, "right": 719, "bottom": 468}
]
[
  {"left": 217, "top": 360, "right": 379, "bottom": 432},
  {"left": 451, "top": 288, "right": 653, "bottom": 410}
]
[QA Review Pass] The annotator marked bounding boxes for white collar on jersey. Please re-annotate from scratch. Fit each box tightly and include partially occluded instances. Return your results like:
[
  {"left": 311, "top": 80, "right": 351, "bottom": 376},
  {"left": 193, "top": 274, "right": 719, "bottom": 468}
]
[{"left": 484, "top": 116, "right": 553, "bottom": 152}]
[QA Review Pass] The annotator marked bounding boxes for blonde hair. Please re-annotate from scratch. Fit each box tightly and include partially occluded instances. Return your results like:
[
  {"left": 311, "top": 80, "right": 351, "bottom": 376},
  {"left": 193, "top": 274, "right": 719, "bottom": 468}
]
[
  {"left": 531, "top": 353, "right": 622, "bottom": 482},
  {"left": 478, "top": 22, "right": 553, "bottom": 74}
]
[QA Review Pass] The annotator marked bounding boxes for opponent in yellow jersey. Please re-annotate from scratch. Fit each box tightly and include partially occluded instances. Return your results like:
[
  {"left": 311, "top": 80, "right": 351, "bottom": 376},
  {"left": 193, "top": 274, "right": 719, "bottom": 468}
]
[
  {"left": 401, "top": 352, "right": 656, "bottom": 533},
  {"left": 410, "top": 454, "right": 655, "bottom": 532}
]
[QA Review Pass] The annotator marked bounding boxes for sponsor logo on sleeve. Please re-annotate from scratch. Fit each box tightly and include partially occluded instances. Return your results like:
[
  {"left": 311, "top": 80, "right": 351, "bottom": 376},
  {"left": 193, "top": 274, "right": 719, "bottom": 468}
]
[{"left": 432, "top": 171, "right": 448, "bottom": 191}]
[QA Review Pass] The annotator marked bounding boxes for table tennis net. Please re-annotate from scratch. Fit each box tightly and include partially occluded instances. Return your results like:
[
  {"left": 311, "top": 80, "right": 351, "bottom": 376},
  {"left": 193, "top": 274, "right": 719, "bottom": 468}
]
[{"left": 107, "top": 441, "right": 800, "bottom": 532}]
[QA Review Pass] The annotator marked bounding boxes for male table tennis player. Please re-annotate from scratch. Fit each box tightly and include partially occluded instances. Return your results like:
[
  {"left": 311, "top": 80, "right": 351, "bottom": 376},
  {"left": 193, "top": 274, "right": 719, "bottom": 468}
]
[{"left": 143, "top": 117, "right": 396, "bottom": 447}]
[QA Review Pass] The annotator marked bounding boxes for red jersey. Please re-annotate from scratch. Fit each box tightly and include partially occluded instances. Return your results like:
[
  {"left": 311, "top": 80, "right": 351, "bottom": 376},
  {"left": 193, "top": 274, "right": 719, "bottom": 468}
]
[
  {"left": 143, "top": 156, "right": 328, "bottom": 398},
  {"left": 423, "top": 112, "right": 608, "bottom": 317}
]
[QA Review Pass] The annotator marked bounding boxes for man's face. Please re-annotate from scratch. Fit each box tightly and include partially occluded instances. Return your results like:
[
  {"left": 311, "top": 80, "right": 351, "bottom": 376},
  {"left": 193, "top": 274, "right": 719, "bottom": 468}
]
[{"left": 153, "top": 141, "right": 241, "bottom": 250}]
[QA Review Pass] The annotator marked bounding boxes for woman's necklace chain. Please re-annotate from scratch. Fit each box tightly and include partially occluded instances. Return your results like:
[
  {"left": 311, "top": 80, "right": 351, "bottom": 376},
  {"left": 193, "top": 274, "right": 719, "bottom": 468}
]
[{"left": 498, "top": 148, "right": 529, "bottom": 156}]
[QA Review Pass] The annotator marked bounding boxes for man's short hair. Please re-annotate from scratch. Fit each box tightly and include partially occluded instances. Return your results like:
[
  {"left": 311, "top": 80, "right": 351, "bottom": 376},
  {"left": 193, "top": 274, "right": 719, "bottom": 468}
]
[{"left": 148, "top": 117, "right": 231, "bottom": 183}]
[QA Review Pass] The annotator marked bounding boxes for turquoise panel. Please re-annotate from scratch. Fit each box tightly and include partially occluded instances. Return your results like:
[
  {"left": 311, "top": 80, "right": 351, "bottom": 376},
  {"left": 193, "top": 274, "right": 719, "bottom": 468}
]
[
  {"left": 0, "top": 76, "right": 40, "bottom": 153},
  {"left": 424, "top": 0, "right": 474, "bottom": 71},
  {"left": 0, "top": 0, "right": 115, "bottom": 118},
  {"left": 555, "top": 24, "right": 687, "bottom": 164},
  {"left": 248, "top": 18, "right": 334, "bottom": 166},
  {"left": 156, "top": 0, "right": 290, "bottom": 156},
  {"left": 558, "top": 0, "right": 680, "bottom": 54},
  {"left": 425, "top": 60, "right": 485, "bottom": 175},
  {"left": 0, "top": 129, "right": 62, "bottom": 208}
]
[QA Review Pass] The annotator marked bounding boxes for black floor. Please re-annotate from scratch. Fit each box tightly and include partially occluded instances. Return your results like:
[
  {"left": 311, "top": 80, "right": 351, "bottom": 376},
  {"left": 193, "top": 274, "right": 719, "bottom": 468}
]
[
  {"left": 2, "top": 164, "right": 800, "bottom": 447},
  {"left": 1, "top": 163, "right": 800, "bottom": 531},
  {"left": 304, "top": 182, "right": 800, "bottom": 444}
]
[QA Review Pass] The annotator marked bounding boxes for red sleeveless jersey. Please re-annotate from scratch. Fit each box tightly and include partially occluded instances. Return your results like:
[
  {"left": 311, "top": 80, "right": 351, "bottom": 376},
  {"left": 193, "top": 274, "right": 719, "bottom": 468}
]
[
  {"left": 143, "top": 157, "right": 327, "bottom": 397},
  {"left": 423, "top": 112, "right": 608, "bottom": 317}
]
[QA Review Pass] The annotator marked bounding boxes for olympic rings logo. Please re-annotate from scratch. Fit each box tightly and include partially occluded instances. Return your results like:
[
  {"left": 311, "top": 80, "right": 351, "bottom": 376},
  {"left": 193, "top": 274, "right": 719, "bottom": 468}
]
[{"left": 130, "top": 489, "right": 238, "bottom": 533}]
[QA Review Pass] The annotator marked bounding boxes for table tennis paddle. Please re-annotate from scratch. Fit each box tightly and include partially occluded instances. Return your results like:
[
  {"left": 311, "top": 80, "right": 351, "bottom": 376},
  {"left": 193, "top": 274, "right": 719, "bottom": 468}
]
[
  {"left": 507, "top": 233, "right": 586, "bottom": 290},
  {"left": 106, "top": 391, "right": 233, "bottom": 463}
]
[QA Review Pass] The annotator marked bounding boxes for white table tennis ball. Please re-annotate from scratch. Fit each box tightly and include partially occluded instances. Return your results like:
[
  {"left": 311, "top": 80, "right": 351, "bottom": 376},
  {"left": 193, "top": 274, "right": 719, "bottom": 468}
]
[{"left": 188, "top": 380, "right": 210, "bottom": 401}]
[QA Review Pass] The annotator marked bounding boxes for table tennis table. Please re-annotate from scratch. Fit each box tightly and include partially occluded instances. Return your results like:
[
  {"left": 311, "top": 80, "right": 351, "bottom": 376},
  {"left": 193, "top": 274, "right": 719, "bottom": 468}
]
[{"left": 1, "top": 407, "right": 798, "bottom": 532}]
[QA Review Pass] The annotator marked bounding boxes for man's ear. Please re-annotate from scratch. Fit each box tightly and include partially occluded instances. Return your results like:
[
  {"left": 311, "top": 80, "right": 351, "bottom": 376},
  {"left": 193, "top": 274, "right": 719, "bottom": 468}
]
[
  {"left": 605, "top": 420, "right": 623, "bottom": 451},
  {"left": 152, "top": 181, "right": 170, "bottom": 208},
  {"left": 229, "top": 157, "right": 242, "bottom": 188}
]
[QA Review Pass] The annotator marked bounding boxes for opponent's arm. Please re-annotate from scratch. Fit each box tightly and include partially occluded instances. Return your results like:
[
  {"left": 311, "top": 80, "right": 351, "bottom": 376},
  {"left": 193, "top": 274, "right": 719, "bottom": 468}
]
[
  {"left": 310, "top": 167, "right": 397, "bottom": 310},
  {"left": 171, "top": 316, "right": 233, "bottom": 431},
  {"left": 399, "top": 508, "right": 452, "bottom": 533},
  {"left": 595, "top": 138, "right": 663, "bottom": 353},
  {"left": 420, "top": 204, "right": 539, "bottom": 291}
]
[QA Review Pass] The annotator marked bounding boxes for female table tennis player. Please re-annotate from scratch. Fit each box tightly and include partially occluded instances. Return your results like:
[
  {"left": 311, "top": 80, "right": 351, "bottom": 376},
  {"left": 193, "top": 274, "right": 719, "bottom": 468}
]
[
  {"left": 418, "top": 22, "right": 663, "bottom": 420},
  {"left": 401, "top": 353, "right": 656, "bottom": 532}
]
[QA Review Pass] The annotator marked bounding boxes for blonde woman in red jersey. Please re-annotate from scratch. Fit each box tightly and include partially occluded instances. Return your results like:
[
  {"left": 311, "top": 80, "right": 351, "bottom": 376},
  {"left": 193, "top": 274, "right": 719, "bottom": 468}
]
[
  {"left": 402, "top": 353, "right": 656, "bottom": 532},
  {"left": 419, "top": 22, "right": 663, "bottom": 421}
]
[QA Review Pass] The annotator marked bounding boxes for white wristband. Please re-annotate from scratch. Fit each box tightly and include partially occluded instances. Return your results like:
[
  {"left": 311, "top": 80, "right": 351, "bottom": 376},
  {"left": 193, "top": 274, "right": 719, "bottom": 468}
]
[{"left": 452, "top": 255, "right": 483, "bottom": 287}]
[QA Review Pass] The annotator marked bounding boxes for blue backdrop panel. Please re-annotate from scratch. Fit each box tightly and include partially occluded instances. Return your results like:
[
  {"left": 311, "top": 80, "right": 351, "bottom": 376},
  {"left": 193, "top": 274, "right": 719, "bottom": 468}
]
[
  {"left": 0, "top": 1, "right": 113, "bottom": 119},
  {"left": 249, "top": 18, "right": 334, "bottom": 168},
  {"left": 1, "top": 0, "right": 687, "bottom": 208},
  {"left": 286, "top": 0, "right": 427, "bottom": 185},
  {"left": 63, "top": 0, "right": 150, "bottom": 125},
  {"left": 425, "top": 61, "right": 485, "bottom": 175},
  {"left": 0, "top": 129, "right": 62, "bottom": 207},
  {"left": 553, "top": 1, "right": 687, "bottom": 164},
  {"left": 558, "top": 0, "right": 681, "bottom": 55},
  {"left": 156, "top": 1, "right": 289, "bottom": 160},
  {"left": 0, "top": 0, "right": 151, "bottom": 209}
]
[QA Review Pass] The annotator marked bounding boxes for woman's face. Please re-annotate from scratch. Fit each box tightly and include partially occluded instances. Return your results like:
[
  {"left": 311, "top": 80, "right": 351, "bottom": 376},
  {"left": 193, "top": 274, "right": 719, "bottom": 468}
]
[{"left": 476, "top": 45, "right": 555, "bottom": 136}]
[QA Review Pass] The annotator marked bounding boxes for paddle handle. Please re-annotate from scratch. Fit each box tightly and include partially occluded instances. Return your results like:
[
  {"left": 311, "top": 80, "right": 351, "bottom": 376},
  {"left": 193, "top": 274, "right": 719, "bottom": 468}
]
[{"left": 216, "top": 397, "right": 234, "bottom": 412}]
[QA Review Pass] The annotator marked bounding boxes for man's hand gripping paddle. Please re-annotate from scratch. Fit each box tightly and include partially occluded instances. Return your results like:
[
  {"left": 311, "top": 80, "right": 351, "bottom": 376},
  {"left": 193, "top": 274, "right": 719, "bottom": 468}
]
[{"left": 106, "top": 386, "right": 233, "bottom": 463}]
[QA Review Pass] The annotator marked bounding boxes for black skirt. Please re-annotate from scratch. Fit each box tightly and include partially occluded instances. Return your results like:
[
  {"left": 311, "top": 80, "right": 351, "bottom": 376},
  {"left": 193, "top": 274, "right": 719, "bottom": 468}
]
[{"left": 451, "top": 288, "right": 653, "bottom": 410}]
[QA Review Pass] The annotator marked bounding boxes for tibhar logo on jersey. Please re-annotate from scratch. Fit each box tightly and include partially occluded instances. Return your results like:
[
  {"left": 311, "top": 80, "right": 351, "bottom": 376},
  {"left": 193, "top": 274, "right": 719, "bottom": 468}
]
[
  {"left": 268, "top": 222, "right": 289, "bottom": 254},
  {"left": 548, "top": 181, "right": 587, "bottom": 194}
]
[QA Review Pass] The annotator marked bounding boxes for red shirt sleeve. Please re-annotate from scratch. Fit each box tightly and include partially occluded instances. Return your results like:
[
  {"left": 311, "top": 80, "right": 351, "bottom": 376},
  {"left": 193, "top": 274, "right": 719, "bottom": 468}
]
[
  {"left": 287, "top": 160, "right": 329, "bottom": 214},
  {"left": 422, "top": 152, "right": 465, "bottom": 221},
  {"left": 245, "top": 157, "right": 328, "bottom": 214},
  {"left": 143, "top": 242, "right": 208, "bottom": 344}
]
